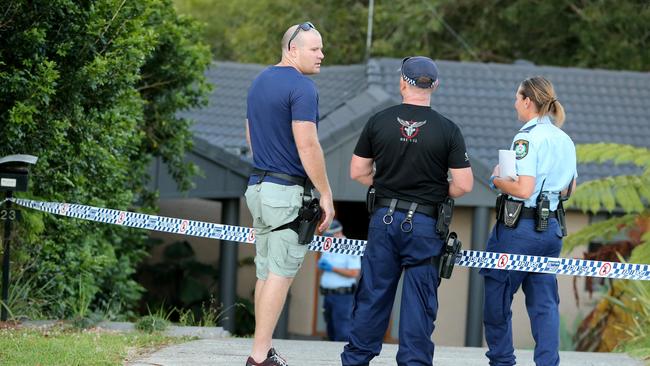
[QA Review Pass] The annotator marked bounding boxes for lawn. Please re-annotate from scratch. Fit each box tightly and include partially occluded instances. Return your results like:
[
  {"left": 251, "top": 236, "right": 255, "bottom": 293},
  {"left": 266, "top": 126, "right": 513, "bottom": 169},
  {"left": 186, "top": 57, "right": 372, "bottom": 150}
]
[{"left": 0, "top": 323, "right": 185, "bottom": 365}]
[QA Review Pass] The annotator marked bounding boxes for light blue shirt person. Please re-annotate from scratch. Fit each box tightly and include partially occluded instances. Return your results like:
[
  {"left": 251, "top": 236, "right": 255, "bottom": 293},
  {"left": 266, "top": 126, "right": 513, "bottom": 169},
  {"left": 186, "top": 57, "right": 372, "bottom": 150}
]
[
  {"left": 318, "top": 220, "right": 361, "bottom": 289},
  {"left": 511, "top": 115, "right": 577, "bottom": 210}
]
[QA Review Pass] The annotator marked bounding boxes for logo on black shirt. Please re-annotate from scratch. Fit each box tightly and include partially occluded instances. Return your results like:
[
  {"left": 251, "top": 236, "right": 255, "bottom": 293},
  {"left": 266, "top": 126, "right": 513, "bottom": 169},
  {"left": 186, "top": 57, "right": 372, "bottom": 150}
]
[{"left": 397, "top": 117, "right": 427, "bottom": 142}]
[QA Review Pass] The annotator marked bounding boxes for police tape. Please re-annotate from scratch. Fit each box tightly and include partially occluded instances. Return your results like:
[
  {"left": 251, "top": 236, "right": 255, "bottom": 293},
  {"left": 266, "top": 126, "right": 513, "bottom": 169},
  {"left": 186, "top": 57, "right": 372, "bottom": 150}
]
[{"left": 6, "top": 197, "right": 650, "bottom": 281}]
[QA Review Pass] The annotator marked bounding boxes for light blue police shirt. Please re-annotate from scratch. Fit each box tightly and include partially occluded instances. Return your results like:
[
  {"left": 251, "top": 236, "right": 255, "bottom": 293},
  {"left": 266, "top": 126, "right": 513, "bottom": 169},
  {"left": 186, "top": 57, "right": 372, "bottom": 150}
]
[
  {"left": 320, "top": 252, "right": 361, "bottom": 289},
  {"left": 511, "top": 115, "right": 577, "bottom": 210}
]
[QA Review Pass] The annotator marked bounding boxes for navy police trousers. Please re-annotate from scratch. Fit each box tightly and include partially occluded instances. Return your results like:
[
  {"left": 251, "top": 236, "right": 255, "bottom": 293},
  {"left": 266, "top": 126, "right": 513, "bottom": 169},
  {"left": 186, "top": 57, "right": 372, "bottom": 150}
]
[
  {"left": 324, "top": 293, "right": 354, "bottom": 341},
  {"left": 481, "top": 218, "right": 563, "bottom": 366},
  {"left": 341, "top": 207, "right": 443, "bottom": 366}
]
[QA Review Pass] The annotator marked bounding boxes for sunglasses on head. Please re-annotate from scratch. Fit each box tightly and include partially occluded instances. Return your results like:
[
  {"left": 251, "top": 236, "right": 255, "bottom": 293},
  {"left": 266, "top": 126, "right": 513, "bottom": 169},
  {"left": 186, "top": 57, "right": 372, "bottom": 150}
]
[{"left": 287, "top": 22, "right": 315, "bottom": 50}]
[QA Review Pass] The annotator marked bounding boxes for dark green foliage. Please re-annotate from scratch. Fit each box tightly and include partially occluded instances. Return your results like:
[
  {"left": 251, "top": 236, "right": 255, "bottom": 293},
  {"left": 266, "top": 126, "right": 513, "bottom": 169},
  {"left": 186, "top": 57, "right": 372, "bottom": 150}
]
[
  {"left": 233, "top": 296, "right": 255, "bottom": 337},
  {"left": 138, "top": 240, "right": 219, "bottom": 313},
  {"left": 174, "top": 0, "right": 650, "bottom": 71},
  {"left": 0, "top": 0, "right": 211, "bottom": 319},
  {"left": 138, "top": 241, "right": 256, "bottom": 335},
  {"left": 174, "top": 0, "right": 368, "bottom": 65}
]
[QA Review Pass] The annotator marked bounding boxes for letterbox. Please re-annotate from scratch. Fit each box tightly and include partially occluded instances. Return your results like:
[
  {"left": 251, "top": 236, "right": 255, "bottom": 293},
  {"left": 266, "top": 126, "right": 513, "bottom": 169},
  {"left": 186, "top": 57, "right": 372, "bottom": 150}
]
[{"left": 0, "top": 154, "right": 38, "bottom": 192}]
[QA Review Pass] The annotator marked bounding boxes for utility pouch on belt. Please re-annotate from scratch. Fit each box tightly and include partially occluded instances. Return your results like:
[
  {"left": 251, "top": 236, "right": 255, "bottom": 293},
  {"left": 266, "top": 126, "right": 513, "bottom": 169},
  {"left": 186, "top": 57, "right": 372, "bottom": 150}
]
[
  {"left": 438, "top": 232, "right": 462, "bottom": 279},
  {"left": 366, "top": 185, "right": 376, "bottom": 215},
  {"left": 297, "top": 197, "right": 322, "bottom": 245},
  {"left": 436, "top": 198, "right": 454, "bottom": 240},
  {"left": 502, "top": 199, "right": 523, "bottom": 228},
  {"left": 495, "top": 194, "right": 505, "bottom": 223}
]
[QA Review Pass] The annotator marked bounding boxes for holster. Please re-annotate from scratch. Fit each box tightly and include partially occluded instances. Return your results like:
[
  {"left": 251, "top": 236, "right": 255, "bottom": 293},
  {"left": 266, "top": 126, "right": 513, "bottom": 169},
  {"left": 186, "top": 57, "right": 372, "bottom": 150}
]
[
  {"left": 557, "top": 201, "right": 568, "bottom": 237},
  {"left": 499, "top": 197, "right": 523, "bottom": 228},
  {"left": 436, "top": 198, "right": 454, "bottom": 240},
  {"left": 438, "top": 232, "right": 462, "bottom": 279},
  {"left": 556, "top": 176, "right": 574, "bottom": 237},
  {"left": 271, "top": 184, "right": 321, "bottom": 245},
  {"left": 366, "top": 186, "right": 376, "bottom": 215},
  {"left": 297, "top": 197, "right": 322, "bottom": 245}
]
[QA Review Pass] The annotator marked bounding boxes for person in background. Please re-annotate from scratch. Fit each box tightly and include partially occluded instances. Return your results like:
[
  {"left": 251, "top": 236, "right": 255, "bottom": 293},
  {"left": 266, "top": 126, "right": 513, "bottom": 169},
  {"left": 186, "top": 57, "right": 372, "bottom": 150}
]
[{"left": 318, "top": 219, "right": 361, "bottom": 342}]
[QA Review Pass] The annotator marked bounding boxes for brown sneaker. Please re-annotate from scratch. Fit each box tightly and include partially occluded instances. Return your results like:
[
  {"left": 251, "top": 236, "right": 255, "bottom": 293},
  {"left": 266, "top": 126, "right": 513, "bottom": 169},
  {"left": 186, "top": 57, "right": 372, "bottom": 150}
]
[{"left": 245, "top": 348, "right": 288, "bottom": 366}]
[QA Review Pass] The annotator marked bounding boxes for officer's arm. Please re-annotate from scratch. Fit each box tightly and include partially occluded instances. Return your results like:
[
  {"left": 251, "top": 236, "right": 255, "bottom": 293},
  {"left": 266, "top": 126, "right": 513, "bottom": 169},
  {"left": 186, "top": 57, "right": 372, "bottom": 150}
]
[
  {"left": 245, "top": 119, "right": 253, "bottom": 155},
  {"left": 293, "top": 121, "right": 335, "bottom": 232},
  {"left": 448, "top": 167, "right": 473, "bottom": 197},
  {"left": 350, "top": 154, "right": 374, "bottom": 186},
  {"left": 494, "top": 175, "right": 536, "bottom": 199},
  {"left": 332, "top": 267, "right": 360, "bottom": 278}
]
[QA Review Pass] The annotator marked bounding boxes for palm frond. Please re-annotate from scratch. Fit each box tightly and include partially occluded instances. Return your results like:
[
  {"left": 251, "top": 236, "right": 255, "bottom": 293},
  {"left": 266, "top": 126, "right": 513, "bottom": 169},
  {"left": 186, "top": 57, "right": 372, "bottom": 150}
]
[
  {"left": 577, "top": 144, "right": 650, "bottom": 171},
  {"left": 568, "top": 175, "right": 649, "bottom": 214},
  {"left": 563, "top": 214, "right": 638, "bottom": 253}
]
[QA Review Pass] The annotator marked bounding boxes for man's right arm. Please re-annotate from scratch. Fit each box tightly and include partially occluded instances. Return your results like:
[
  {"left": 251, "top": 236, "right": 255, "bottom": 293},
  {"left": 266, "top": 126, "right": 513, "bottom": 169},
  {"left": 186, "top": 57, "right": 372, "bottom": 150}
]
[
  {"left": 245, "top": 119, "right": 253, "bottom": 155},
  {"left": 447, "top": 126, "right": 473, "bottom": 198},
  {"left": 448, "top": 167, "right": 473, "bottom": 198},
  {"left": 292, "top": 121, "right": 334, "bottom": 233},
  {"left": 350, "top": 154, "right": 374, "bottom": 186}
]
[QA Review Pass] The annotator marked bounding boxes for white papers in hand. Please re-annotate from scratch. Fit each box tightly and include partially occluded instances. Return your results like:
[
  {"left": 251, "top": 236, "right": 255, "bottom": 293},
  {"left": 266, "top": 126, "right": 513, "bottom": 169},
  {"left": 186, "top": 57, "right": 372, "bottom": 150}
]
[{"left": 498, "top": 149, "right": 517, "bottom": 181}]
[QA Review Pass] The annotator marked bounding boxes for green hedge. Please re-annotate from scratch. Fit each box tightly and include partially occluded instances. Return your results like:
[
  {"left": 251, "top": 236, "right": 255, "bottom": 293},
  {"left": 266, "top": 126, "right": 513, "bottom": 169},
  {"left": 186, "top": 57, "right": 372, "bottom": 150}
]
[{"left": 0, "top": 0, "right": 211, "bottom": 319}]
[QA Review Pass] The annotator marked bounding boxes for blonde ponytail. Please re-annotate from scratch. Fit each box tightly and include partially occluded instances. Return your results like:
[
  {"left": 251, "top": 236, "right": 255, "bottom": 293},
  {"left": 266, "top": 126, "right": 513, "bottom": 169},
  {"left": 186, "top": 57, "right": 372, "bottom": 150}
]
[{"left": 519, "top": 76, "right": 566, "bottom": 128}]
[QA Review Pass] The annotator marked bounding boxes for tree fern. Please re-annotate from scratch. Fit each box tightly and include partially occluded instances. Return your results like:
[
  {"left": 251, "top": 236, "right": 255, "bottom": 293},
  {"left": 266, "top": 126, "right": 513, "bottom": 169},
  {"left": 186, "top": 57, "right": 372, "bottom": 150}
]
[
  {"left": 575, "top": 143, "right": 650, "bottom": 171},
  {"left": 564, "top": 143, "right": 650, "bottom": 265},
  {"left": 563, "top": 214, "right": 638, "bottom": 253}
]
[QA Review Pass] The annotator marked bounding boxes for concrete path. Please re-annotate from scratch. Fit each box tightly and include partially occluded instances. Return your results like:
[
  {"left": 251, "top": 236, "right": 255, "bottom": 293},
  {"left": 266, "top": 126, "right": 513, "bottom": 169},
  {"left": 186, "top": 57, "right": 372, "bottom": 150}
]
[{"left": 128, "top": 337, "right": 645, "bottom": 366}]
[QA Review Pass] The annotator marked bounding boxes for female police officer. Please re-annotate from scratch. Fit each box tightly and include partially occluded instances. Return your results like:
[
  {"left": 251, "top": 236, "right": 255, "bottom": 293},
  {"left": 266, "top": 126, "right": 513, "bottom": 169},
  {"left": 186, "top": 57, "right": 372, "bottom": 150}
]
[{"left": 484, "top": 76, "right": 577, "bottom": 366}]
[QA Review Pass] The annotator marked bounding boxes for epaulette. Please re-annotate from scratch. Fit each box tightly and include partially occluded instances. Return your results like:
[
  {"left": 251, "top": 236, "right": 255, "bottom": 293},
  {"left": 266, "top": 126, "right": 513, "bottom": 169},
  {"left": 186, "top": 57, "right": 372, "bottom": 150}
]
[{"left": 518, "top": 124, "right": 538, "bottom": 134}]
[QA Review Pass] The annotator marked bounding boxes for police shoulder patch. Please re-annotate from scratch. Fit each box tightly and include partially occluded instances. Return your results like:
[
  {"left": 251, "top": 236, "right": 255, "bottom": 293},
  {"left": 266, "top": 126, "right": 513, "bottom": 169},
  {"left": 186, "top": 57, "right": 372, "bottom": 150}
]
[{"left": 514, "top": 139, "right": 529, "bottom": 160}]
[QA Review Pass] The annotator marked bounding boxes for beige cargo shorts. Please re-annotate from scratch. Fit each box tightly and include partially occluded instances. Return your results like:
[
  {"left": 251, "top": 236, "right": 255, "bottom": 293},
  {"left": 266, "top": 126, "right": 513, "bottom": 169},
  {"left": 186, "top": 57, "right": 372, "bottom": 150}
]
[{"left": 244, "top": 181, "right": 309, "bottom": 279}]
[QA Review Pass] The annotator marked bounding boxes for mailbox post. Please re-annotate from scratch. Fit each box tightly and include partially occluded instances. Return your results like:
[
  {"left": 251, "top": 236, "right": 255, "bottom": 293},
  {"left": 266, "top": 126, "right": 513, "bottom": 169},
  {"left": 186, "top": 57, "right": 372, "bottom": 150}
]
[{"left": 0, "top": 154, "right": 38, "bottom": 321}]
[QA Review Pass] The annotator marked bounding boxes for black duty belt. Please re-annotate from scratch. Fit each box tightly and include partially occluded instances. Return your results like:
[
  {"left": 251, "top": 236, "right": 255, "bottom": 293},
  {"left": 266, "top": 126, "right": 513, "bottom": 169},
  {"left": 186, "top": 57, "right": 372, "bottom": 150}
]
[
  {"left": 251, "top": 168, "right": 313, "bottom": 189},
  {"left": 375, "top": 198, "right": 438, "bottom": 218},
  {"left": 520, "top": 207, "right": 557, "bottom": 219},
  {"left": 320, "top": 285, "right": 356, "bottom": 295}
]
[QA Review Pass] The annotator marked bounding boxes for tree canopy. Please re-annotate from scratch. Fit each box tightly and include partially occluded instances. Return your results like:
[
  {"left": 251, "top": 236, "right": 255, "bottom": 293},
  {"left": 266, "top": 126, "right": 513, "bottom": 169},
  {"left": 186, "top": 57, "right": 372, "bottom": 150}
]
[
  {"left": 0, "top": 0, "right": 211, "bottom": 318},
  {"left": 174, "top": 0, "right": 649, "bottom": 71}
]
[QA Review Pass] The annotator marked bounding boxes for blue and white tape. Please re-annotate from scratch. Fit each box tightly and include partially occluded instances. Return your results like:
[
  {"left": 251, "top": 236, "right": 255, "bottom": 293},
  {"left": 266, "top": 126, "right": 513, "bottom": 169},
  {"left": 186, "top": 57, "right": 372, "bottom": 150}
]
[{"left": 7, "top": 198, "right": 650, "bottom": 281}]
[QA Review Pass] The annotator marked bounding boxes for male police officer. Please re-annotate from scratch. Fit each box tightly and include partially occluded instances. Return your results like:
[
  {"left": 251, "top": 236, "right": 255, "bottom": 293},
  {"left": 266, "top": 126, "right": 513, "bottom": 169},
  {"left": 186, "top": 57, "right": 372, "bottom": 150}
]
[{"left": 342, "top": 56, "right": 473, "bottom": 366}]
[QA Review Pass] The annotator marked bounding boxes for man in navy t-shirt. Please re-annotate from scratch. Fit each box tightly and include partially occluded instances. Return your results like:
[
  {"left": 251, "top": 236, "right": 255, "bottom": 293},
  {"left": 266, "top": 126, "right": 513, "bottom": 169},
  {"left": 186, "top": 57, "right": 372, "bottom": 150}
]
[{"left": 244, "top": 22, "right": 335, "bottom": 366}]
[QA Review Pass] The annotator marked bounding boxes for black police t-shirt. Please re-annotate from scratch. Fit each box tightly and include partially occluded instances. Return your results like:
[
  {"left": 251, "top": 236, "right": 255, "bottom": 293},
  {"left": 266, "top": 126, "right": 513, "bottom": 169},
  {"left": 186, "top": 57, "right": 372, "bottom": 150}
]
[{"left": 354, "top": 103, "right": 471, "bottom": 205}]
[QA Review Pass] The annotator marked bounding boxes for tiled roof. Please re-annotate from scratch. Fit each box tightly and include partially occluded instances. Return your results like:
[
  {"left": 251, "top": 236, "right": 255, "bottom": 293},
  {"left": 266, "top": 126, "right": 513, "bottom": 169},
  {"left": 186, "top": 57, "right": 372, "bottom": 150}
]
[
  {"left": 181, "top": 61, "right": 367, "bottom": 156},
  {"left": 369, "top": 58, "right": 649, "bottom": 182},
  {"left": 183, "top": 59, "right": 649, "bottom": 184}
]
